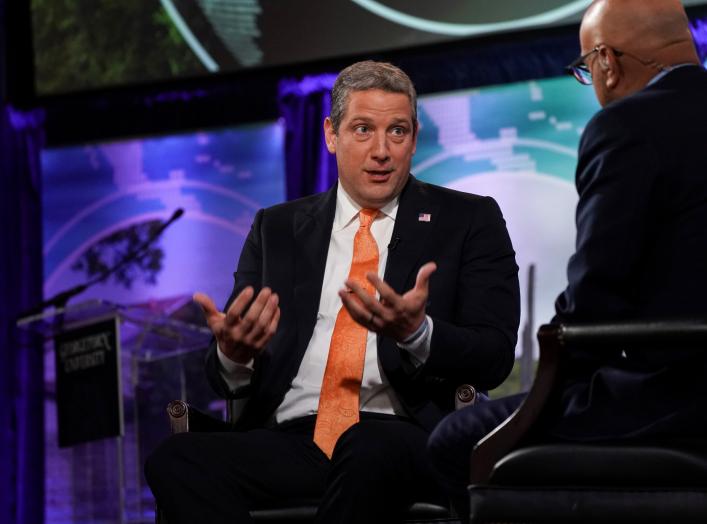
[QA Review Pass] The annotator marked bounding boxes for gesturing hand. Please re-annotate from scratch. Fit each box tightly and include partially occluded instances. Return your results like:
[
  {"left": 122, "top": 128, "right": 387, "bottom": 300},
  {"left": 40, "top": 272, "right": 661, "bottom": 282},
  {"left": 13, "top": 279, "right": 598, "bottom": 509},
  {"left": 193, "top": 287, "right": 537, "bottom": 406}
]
[
  {"left": 193, "top": 287, "right": 280, "bottom": 364},
  {"left": 339, "top": 261, "right": 437, "bottom": 343}
]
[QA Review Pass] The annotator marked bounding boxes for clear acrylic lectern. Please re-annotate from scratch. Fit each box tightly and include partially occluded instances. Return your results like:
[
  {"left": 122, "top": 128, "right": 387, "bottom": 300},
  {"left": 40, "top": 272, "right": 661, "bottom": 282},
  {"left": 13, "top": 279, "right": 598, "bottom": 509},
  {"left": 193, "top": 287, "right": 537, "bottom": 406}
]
[{"left": 18, "top": 297, "right": 217, "bottom": 524}]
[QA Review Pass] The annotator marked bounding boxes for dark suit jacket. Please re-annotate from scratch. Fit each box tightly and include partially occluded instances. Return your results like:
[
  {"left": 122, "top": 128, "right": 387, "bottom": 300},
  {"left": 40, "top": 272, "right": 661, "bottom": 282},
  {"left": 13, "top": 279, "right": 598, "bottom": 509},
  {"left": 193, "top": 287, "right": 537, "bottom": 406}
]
[
  {"left": 206, "top": 176, "right": 520, "bottom": 432},
  {"left": 550, "top": 65, "right": 707, "bottom": 440}
]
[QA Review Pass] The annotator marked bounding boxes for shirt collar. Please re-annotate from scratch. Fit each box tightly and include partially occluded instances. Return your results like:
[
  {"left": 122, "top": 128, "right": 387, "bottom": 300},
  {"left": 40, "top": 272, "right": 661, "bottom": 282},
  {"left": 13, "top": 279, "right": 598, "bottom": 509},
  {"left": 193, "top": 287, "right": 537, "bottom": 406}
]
[
  {"left": 646, "top": 63, "right": 700, "bottom": 87},
  {"left": 334, "top": 181, "right": 399, "bottom": 231}
]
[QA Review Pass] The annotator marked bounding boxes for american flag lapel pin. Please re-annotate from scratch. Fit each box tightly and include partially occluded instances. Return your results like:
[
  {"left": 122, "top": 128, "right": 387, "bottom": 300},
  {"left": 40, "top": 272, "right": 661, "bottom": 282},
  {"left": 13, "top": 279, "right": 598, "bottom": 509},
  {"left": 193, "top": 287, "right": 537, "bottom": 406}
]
[{"left": 418, "top": 212, "right": 432, "bottom": 222}]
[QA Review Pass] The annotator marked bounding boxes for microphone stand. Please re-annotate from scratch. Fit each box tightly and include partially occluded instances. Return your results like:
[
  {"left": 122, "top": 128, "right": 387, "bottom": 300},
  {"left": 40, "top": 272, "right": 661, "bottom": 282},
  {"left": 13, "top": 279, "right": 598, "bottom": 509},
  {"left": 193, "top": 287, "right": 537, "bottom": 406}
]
[{"left": 18, "top": 208, "right": 184, "bottom": 320}]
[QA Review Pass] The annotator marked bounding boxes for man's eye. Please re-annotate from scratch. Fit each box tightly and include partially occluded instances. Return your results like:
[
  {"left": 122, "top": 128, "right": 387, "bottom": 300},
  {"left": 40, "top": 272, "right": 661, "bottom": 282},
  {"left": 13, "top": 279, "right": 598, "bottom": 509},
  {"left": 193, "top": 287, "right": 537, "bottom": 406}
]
[
  {"left": 390, "top": 127, "right": 407, "bottom": 136},
  {"left": 354, "top": 125, "right": 369, "bottom": 134}
]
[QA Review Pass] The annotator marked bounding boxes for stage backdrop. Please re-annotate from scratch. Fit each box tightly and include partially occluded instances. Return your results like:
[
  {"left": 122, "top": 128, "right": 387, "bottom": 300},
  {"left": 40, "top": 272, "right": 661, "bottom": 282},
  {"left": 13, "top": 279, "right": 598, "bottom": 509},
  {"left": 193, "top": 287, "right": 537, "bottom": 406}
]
[
  {"left": 41, "top": 119, "right": 286, "bottom": 524},
  {"left": 39, "top": 73, "right": 599, "bottom": 522},
  {"left": 42, "top": 121, "right": 286, "bottom": 310},
  {"left": 414, "top": 75, "right": 599, "bottom": 359}
]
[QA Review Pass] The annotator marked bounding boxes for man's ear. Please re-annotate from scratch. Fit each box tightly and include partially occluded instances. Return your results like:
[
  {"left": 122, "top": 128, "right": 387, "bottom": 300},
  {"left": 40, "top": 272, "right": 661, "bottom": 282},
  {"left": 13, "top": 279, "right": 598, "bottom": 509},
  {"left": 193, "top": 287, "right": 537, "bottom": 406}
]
[
  {"left": 599, "top": 47, "right": 621, "bottom": 90},
  {"left": 323, "top": 117, "right": 337, "bottom": 154}
]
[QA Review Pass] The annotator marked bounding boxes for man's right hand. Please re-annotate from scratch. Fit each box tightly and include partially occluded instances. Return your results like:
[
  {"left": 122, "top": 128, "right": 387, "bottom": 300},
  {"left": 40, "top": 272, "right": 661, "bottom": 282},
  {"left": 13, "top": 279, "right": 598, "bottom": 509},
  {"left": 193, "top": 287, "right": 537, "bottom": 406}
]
[{"left": 193, "top": 287, "right": 280, "bottom": 364}]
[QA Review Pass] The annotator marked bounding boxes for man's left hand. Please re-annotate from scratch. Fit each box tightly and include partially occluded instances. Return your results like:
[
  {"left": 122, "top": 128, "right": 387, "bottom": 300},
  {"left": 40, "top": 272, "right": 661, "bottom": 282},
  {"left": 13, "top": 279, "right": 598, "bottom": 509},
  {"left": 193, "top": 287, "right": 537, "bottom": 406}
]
[{"left": 339, "top": 261, "right": 437, "bottom": 343}]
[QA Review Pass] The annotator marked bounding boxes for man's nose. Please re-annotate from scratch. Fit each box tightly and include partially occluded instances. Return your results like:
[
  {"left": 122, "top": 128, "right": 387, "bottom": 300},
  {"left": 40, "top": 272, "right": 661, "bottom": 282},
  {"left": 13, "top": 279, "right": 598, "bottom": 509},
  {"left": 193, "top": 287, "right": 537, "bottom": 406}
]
[{"left": 370, "top": 133, "right": 390, "bottom": 161}]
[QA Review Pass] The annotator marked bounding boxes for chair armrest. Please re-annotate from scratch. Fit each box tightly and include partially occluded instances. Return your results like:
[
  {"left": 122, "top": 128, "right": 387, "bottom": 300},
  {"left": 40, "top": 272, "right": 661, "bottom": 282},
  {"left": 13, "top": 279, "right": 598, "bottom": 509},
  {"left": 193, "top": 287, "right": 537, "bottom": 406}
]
[
  {"left": 469, "top": 319, "right": 707, "bottom": 484},
  {"left": 469, "top": 324, "right": 562, "bottom": 483},
  {"left": 556, "top": 320, "right": 707, "bottom": 349},
  {"left": 168, "top": 383, "right": 477, "bottom": 435},
  {"left": 456, "top": 384, "right": 479, "bottom": 410},
  {"left": 167, "top": 400, "right": 233, "bottom": 434}
]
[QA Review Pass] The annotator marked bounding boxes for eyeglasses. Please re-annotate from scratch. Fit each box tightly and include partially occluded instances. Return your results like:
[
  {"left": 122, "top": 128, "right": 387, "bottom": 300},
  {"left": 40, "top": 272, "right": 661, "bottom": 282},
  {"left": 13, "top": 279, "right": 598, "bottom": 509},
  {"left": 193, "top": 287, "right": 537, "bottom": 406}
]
[
  {"left": 566, "top": 45, "right": 665, "bottom": 85},
  {"left": 567, "top": 47, "right": 598, "bottom": 85},
  {"left": 566, "top": 46, "right": 625, "bottom": 85}
]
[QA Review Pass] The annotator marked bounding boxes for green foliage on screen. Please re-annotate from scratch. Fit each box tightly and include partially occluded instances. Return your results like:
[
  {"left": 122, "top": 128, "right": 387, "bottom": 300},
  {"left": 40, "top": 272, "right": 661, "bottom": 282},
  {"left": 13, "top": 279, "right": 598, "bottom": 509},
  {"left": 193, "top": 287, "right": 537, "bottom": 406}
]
[{"left": 31, "top": 0, "right": 204, "bottom": 95}]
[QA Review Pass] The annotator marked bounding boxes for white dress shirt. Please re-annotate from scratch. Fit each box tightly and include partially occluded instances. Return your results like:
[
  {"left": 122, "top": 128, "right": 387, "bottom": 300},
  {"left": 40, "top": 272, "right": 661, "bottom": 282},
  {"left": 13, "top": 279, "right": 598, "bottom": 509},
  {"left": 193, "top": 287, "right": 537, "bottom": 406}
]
[{"left": 217, "top": 183, "right": 433, "bottom": 423}]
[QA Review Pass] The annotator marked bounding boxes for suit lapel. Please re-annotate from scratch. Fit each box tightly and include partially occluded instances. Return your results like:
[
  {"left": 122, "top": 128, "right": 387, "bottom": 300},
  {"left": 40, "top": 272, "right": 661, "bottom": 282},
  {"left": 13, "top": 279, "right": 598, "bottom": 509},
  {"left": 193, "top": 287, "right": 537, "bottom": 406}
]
[
  {"left": 292, "top": 186, "right": 337, "bottom": 363},
  {"left": 379, "top": 177, "right": 440, "bottom": 372},
  {"left": 384, "top": 177, "right": 440, "bottom": 294}
]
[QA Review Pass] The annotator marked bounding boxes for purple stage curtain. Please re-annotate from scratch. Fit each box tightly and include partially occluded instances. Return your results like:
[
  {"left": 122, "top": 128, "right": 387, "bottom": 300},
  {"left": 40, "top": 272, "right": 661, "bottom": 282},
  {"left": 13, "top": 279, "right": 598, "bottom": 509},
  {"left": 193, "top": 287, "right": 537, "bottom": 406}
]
[
  {"left": 278, "top": 74, "right": 338, "bottom": 200},
  {"left": 0, "top": 103, "right": 46, "bottom": 524}
]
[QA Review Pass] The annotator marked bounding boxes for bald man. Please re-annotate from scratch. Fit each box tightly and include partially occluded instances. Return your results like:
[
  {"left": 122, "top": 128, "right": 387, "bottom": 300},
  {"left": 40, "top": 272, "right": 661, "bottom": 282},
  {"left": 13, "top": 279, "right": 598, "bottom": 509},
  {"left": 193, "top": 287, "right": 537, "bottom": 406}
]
[{"left": 427, "top": 0, "right": 707, "bottom": 519}]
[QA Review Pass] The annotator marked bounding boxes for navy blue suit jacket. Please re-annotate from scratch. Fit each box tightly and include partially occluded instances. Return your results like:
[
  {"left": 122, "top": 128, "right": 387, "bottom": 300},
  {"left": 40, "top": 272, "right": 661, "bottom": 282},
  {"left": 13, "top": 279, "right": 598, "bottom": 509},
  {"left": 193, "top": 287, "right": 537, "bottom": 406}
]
[
  {"left": 206, "top": 176, "right": 520, "bottom": 432},
  {"left": 551, "top": 65, "right": 707, "bottom": 440}
]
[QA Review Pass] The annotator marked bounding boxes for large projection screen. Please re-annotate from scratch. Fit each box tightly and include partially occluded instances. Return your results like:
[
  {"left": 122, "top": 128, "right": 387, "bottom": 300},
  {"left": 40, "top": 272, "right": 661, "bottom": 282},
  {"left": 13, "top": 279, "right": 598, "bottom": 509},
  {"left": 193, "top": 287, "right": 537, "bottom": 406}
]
[{"left": 32, "top": 0, "right": 705, "bottom": 96}]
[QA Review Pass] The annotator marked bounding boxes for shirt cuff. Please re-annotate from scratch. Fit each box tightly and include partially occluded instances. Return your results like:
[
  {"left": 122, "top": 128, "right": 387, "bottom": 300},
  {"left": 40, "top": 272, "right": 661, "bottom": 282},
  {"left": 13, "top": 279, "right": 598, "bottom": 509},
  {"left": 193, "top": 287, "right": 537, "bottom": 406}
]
[
  {"left": 217, "top": 343, "right": 255, "bottom": 392},
  {"left": 396, "top": 315, "right": 433, "bottom": 367}
]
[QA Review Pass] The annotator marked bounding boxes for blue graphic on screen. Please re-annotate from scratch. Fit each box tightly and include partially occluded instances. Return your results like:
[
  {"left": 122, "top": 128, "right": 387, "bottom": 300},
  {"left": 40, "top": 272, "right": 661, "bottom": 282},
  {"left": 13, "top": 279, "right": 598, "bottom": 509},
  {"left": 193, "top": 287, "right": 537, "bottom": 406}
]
[
  {"left": 415, "top": 76, "right": 600, "bottom": 356},
  {"left": 42, "top": 122, "right": 286, "bottom": 309}
]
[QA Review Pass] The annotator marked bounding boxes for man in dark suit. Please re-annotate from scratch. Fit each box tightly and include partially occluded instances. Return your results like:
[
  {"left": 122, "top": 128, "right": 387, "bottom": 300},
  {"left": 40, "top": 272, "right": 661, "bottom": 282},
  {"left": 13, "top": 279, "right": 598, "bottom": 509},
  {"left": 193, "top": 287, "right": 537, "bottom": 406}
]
[
  {"left": 145, "top": 60, "right": 520, "bottom": 523},
  {"left": 427, "top": 0, "right": 707, "bottom": 518}
]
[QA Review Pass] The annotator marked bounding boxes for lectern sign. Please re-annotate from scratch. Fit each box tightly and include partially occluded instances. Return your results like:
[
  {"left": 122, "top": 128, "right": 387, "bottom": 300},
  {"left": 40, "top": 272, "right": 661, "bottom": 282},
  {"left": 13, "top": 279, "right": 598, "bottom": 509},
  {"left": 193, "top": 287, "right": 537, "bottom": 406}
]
[{"left": 54, "top": 317, "right": 123, "bottom": 447}]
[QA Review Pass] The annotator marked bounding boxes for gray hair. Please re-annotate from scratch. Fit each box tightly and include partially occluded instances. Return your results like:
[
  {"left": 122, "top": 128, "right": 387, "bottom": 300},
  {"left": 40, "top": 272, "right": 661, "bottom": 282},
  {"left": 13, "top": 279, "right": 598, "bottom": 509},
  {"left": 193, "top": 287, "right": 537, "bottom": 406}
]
[{"left": 329, "top": 61, "right": 418, "bottom": 133}]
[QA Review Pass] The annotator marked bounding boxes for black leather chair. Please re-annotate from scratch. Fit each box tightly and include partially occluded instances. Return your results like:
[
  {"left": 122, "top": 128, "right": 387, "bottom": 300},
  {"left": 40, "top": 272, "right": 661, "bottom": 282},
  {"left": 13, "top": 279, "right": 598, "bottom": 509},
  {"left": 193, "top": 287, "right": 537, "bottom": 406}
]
[
  {"left": 468, "top": 321, "right": 707, "bottom": 523},
  {"left": 158, "top": 388, "right": 478, "bottom": 524}
]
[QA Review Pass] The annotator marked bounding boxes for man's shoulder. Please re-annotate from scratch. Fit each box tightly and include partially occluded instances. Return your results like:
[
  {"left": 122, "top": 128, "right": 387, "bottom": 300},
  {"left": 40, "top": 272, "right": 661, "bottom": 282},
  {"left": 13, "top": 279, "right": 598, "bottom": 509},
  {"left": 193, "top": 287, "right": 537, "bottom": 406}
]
[
  {"left": 584, "top": 66, "right": 707, "bottom": 141},
  {"left": 649, "top": 64, "right": 707, "bottom": 93},
  {"left": 259, "top": 190, "right": 330, "bottom": 218},
  {"left": 595, "top": 66, "right": 707, "bottom": 123},
  {"left": 407, "top": 177, "right": 500, "bottom": 215},
  {"left": 408, "top": 177, "right": 490, "bottom": 205}
]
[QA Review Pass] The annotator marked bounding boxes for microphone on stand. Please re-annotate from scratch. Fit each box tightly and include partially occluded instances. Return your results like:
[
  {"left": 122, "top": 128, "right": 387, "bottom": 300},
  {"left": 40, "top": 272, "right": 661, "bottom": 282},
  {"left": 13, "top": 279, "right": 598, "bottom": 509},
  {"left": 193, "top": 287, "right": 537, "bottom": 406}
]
[{"left": 19, "top": 208, "right": 185, "bottom": 319}]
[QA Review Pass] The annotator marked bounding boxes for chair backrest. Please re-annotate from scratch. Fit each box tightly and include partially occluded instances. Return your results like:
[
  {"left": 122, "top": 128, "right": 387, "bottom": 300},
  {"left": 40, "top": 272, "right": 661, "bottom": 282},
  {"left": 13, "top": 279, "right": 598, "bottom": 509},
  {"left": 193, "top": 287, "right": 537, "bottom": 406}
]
[{"left": 468, "top": 320, "right": 707, "bottom": 524}]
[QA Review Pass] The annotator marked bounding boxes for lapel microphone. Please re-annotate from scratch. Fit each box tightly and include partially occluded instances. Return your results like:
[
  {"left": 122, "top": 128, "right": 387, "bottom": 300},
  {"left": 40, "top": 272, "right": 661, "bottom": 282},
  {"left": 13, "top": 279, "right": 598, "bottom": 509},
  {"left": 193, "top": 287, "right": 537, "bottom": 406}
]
[{"left": 388, "top": 236, "right": 401, "bottom": 250}]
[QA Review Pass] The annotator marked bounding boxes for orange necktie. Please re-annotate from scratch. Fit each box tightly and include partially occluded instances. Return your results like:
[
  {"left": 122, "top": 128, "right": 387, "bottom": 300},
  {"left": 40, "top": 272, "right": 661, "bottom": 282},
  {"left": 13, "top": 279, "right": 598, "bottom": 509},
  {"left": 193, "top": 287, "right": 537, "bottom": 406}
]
[{"left": 313, "top": 208, "right": 379, "bottom": 458}]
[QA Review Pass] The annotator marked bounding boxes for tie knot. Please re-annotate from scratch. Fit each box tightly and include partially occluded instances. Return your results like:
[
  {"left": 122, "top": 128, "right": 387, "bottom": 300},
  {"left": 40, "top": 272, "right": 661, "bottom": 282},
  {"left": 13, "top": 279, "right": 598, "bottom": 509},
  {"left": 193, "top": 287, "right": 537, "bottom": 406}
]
[{"left": 359, "top": 208, "right": 378, "bottom": 228}]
